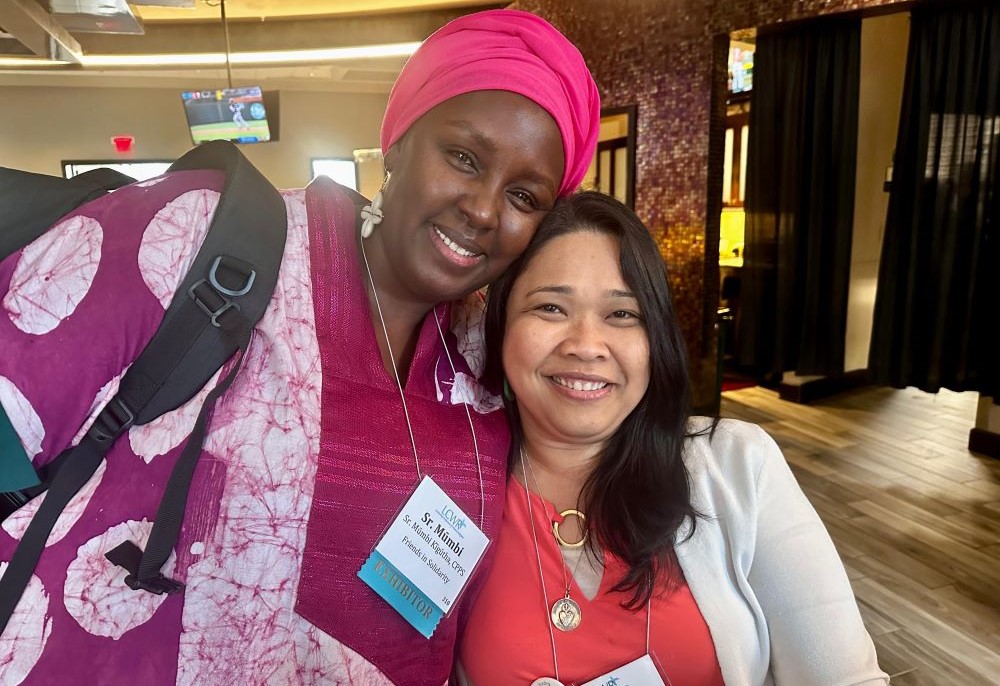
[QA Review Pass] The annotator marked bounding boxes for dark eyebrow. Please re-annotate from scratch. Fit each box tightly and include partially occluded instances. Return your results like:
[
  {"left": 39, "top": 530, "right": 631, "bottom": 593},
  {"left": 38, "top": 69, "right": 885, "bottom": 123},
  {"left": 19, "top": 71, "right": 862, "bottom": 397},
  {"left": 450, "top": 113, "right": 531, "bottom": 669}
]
[
  {"left": 525, "top": 285, "right": 571, "bottom": 297},
  {"left": 446, "top": 120, "right": 497, "bottom": 154},
  {"left": 525, "top": 286, "right": 638, "bottom": 300}
]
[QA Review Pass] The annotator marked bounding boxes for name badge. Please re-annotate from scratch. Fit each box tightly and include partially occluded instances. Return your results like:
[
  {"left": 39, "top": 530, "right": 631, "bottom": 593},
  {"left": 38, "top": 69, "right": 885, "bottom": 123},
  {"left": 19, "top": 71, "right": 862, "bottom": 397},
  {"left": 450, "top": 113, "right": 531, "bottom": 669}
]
[
  {"left": 358, "top": 475, "right": 489, "bottom": 638},
  {"left": 580, "top": 654, "right": 669, "bottom": 686}
]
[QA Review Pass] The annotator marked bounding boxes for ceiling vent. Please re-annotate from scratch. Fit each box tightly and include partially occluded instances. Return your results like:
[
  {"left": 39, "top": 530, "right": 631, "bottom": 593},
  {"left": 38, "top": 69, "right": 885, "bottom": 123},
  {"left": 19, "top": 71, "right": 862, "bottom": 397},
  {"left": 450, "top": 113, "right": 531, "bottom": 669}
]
[{"left": 48, "top": 0, "right": 143, "bottom": 34}]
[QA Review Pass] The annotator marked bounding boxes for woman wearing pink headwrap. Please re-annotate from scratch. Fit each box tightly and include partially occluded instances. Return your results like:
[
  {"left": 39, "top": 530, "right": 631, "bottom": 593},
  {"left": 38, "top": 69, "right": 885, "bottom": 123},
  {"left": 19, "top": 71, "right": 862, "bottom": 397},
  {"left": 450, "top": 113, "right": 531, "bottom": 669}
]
[{"left": 0, "top": 9, "right": 598, "bottom": 686}]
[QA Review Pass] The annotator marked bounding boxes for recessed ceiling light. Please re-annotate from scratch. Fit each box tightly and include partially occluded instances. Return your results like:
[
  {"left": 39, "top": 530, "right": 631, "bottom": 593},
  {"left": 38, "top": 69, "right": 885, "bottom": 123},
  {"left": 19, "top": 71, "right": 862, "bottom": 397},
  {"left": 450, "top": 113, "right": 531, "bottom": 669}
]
[{"left": 0, "top": 41, "right": 421, "bottom": 69}]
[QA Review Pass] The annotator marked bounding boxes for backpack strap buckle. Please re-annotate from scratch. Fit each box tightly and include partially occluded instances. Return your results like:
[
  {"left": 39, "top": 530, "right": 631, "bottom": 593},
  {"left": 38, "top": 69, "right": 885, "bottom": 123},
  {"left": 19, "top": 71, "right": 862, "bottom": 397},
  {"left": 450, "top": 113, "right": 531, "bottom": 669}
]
[
  {"left": 87, "top": 397, "right": 136, "bottom": 444},
  {"left": 123, "top": 572, "right": 185, "bottom": 596},
  {"left": 188, "top": 279, "right": 241, "bottom": 328},
  {"left": 208, "top": 255, "right": 255, "bottom": 297},
  {"left": 105, "top": 540, "right": 185, "bottom": 596}
]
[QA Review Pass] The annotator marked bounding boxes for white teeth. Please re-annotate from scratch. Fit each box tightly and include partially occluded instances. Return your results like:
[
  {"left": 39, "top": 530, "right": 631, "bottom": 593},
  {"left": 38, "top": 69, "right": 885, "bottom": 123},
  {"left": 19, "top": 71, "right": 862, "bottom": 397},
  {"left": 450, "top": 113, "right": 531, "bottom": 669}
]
[
  {"left": 554, "top": 377, "right": 608, "bottom": 392},
  {"left": 435, "top": 227, "right": 478, "bottom": 258}
]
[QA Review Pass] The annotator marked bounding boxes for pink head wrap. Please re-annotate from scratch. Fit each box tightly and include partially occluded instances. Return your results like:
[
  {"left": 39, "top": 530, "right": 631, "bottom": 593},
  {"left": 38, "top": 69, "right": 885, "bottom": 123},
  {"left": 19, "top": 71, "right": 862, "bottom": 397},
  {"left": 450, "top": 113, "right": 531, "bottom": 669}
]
[{"left": 380, "top": 9, "right": 600, "bottom": 197}]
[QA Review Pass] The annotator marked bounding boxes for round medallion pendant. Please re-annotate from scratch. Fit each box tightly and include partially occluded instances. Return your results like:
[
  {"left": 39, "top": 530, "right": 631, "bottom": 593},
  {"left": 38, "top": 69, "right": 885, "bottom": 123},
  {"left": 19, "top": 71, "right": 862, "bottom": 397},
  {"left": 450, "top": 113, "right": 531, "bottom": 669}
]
[
  {"left": 531, "top": 679, "right": 566, "bottom": 686},
  {"left": 550, "top": 597, "right": 582, "bottom": 632}
]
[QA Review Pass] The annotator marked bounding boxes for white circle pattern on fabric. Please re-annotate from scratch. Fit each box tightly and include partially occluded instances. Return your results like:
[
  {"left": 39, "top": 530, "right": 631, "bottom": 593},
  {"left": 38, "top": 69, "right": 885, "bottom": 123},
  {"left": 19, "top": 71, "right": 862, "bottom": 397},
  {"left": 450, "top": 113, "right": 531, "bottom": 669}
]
[
  {"left": 0, "top": 563, "right": 52, "bottom": 686},
  {"left": 439, "top": 295, "right": 501, "bottom": 414},
  {"left": 138, "top": 189, "right": 220, "bottom": 309},
  {"left": 444, "top": 371, "right": 503, "bottom": 415},
  {"left": 0, "top": 375, "right": 44, "bottom": 458},
  {"left": 4, "top": 215, "right": 103, "bottom": 335},
  {"left": 451, "top": 296, "right": 488, "bottom": 377},
  {"left": 1, "top": 461, "right": 107, "bottom": 546},
  {"left": 64, "top": 519, "right": 176, "bottom": 639},
  {"left": 0, "top": 188, "right": 393, "bottom": 682},
  {"left": 283, "top": 617, "right": 395, "bottom": 685}
]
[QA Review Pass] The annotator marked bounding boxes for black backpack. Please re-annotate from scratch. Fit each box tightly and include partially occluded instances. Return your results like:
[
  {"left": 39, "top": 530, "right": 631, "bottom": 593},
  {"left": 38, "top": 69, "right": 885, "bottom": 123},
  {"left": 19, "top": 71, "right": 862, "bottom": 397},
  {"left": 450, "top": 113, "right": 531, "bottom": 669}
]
[{"left": 0, "top": 141, "right": 288, "bottom": 633}]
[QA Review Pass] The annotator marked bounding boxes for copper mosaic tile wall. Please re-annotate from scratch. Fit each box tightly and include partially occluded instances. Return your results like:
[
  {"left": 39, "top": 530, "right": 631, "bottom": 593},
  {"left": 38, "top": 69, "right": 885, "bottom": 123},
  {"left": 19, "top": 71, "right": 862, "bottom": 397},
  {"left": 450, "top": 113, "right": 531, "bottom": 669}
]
[{"left": 511, "top": 0, "right": 908, "bottom": 407}]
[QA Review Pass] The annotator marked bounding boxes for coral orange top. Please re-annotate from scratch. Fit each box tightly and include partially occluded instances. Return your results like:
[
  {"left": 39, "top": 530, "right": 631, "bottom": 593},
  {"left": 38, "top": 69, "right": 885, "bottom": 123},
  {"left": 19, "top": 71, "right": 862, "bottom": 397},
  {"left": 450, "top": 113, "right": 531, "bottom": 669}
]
[{"left": 458, "top": 478, "right": 726, "bottom": 686}]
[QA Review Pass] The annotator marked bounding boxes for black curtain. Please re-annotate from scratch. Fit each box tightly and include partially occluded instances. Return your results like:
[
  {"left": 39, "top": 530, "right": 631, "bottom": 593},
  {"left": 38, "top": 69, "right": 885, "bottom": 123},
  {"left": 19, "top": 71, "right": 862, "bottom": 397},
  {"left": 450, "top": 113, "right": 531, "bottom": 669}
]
[
  {"left": 737, "top": 18, "right": 861, "bottom": 378},
  {"left": 869, "top": 1, "right": 999, "bottom": 397}
]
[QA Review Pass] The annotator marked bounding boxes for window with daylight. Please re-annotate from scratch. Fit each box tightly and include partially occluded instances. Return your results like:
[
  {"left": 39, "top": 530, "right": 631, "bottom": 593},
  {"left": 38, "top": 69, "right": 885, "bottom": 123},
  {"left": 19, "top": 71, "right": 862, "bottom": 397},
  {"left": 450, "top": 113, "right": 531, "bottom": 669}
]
[
  {"left": 311, "top": 158, "right": 358, "bottom": 191},
  {"left": 62, "top": 160, "right": 173, "bottom": 182}
]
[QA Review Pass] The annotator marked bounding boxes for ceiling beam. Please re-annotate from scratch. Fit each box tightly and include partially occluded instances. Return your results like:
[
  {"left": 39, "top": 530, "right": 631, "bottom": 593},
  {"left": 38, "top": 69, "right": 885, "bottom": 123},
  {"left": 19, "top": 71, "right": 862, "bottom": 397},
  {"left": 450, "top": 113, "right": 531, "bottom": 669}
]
[
  {"left": 73, "top": 7, "right": 474, "bottom": 55},
  {"left": 0, "top": 0, "right": 81, "bottom": 62}
]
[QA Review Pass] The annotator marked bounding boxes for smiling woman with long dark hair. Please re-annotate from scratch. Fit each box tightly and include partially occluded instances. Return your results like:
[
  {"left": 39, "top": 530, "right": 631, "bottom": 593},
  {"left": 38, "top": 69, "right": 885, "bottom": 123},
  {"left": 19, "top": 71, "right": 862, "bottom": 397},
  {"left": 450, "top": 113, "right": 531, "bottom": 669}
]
[{"left": 457, "top": 191, "right": 887, "bottom": 686}]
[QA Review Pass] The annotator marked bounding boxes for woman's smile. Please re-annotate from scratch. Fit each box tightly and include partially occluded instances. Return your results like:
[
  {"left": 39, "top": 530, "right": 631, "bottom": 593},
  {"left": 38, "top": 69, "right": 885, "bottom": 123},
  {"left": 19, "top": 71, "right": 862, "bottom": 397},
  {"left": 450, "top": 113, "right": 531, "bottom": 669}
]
[
  {"left": 430, "top": 224, "right": 485, "bottom": 267},
  {"left": 547, "top": 373, "right": 613, "bottom": 398}
]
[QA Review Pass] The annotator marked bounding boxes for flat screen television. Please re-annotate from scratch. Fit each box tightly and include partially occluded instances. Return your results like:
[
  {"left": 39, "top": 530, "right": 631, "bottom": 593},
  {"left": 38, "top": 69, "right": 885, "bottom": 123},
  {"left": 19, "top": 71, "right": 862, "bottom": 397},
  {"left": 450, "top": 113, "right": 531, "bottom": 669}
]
[
  {"left": 180, "top": 86, "right": 279, "bottom": 144},
  {"left": 728, "top": 42, "right": 754, "bottom": 95}
]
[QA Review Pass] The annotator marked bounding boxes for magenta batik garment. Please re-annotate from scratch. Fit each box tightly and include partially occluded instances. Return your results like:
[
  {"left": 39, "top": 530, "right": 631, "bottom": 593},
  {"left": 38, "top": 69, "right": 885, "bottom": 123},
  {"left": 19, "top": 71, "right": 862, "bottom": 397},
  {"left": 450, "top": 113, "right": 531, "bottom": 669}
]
[
  {"left": 0, "top": 172, "right": 509, "bottom": 685},
  {"left": 295, "top": 178, "right": 508, "bottom": 686}
]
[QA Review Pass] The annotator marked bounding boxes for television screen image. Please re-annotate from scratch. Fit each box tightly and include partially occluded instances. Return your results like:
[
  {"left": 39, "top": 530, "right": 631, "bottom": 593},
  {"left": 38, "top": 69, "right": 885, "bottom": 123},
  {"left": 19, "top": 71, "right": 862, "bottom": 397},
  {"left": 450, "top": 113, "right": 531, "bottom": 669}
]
[
  {"left": 728, "top": 41, "right": 754, "bottom": 94},
  {"left": 181, "top": 86, "right": 272, "bottom": 144}
]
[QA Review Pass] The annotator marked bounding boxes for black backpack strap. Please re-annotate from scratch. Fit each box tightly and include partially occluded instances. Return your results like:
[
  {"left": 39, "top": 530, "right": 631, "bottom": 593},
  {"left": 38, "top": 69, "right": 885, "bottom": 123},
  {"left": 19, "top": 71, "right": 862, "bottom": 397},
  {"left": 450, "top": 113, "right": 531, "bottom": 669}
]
[
  {"left": 106, "top": 312, "right": 252, "bottom": 594},
  {"left": 72, "top": 168, "right": 137, "bottom": 193},
  {"left": 0, "top": 141, "right": 287, "bottom": 629},
  {"left": 0, "top": 396, "right": 134, "bottom": 630},
  {"left": 0, "top": 167, "right": 134, "bottom": 258},
  {"left": 128, "top": 140, "right": 287, "bottom": 420},
  {"left": 104, "top": 141, "right": 286, "bottom": 593}
]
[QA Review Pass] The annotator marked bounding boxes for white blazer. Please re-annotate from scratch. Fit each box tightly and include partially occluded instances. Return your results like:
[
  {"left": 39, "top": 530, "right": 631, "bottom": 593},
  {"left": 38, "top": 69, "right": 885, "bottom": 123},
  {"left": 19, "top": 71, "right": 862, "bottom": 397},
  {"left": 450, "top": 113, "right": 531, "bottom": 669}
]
[{"left": 677, "top": 418, "right": 889, "bottom": 685}]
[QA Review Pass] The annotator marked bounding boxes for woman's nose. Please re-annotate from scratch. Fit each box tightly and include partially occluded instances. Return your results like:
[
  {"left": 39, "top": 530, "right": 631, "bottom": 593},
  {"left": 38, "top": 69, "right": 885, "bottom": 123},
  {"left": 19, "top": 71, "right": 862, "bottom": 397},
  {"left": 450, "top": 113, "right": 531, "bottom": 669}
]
[
  {"left": 558, "top": 316, "right": 609, "bottom": 360},
  {"left": 458, "top": 180, "right": 502, "bottom": 231}
]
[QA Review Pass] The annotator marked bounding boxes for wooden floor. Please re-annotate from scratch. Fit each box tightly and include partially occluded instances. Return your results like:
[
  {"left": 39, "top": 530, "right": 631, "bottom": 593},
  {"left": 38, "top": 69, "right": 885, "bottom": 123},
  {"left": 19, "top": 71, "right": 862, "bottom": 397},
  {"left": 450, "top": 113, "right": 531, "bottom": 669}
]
[{"left": 720, "top": 385, "right": 1000, "bottom": 686}]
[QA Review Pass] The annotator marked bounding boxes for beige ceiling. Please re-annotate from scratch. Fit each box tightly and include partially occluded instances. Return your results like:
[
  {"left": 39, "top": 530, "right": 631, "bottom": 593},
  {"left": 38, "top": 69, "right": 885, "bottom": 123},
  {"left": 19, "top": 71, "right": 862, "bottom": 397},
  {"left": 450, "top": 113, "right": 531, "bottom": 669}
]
[
  {"left": 0, "top": 0, "right": 504, "bottom": 93},
  {"left": 135, "top": 0, "right": 501, "bottom": 22}
]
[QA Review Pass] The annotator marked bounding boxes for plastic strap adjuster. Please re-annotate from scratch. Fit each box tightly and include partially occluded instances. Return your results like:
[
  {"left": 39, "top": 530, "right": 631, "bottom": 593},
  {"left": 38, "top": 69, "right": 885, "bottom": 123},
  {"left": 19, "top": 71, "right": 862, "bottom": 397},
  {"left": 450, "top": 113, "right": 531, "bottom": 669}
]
[
  {"left": 87, "top": 397, "right": 136, "bottom": 444},
  {"left": 209, "top": 255, "right": 255, "bottom": 297},
  {"left": 123, "top": 572, "right": 185, "bottom": 596},
  {"left": 188, "top": 279, "right": 241, "bottom": 328},
  {"left": 106, "top": 540, "right": 185, "bottom": 596}
]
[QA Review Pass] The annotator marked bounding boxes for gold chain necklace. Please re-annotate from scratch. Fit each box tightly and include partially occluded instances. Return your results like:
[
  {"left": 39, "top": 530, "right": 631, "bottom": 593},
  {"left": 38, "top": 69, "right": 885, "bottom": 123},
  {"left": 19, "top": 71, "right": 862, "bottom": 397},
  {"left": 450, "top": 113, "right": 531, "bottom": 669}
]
[{"left": 521, "top": 448, "right": 588, "bottom": 632}]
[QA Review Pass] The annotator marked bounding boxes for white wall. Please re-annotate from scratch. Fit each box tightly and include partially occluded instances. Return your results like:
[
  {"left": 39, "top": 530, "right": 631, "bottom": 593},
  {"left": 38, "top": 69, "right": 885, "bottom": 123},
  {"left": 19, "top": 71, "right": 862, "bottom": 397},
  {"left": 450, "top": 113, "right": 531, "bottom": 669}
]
[
  {"left": 844, "top": 12, "right": 909, "bottom": 371},
  {"left": 0, "top": 86, "right": 389, "bottom": 189},
  {"left": 976, "top": 397, "right": 1000, "bottom": 434}
]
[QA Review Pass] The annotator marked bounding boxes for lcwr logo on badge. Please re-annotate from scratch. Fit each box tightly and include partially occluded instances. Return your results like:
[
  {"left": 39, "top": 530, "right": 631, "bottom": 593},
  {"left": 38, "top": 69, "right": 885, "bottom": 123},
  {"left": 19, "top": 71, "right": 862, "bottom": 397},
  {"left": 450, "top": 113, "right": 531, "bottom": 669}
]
[
  {"left": 437, "top": 504, "right": 467, "bottom": 536},
  {"left": 579, "top": 654, "right": 668, "bottom": 686}
]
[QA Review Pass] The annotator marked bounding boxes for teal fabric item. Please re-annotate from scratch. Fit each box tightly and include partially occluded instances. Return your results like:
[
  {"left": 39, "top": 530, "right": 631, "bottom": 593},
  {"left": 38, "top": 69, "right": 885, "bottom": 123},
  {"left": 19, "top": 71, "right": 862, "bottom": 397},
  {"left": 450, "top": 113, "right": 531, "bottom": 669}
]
[{"left": 0, "top": 405, "right": 39, "bottom": 492}]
